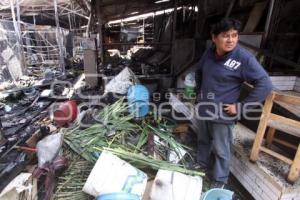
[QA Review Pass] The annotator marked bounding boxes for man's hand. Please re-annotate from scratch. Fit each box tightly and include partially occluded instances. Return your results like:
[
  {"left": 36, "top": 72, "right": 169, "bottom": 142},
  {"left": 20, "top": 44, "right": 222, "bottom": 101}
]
[{"left": 223, "top": 104, "right": 237, "bottom": 115}]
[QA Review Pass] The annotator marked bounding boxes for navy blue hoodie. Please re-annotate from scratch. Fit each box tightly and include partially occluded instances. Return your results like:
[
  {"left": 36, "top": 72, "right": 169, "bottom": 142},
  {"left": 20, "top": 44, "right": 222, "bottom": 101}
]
[{"left": 195, "top": 44, "right": 273, "bottom": 124}]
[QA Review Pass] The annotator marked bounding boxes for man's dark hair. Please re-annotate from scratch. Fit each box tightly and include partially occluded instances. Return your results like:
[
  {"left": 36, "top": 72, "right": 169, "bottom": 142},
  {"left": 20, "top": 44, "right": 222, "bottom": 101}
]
[{"left": 211, "top": 18, "right": 242, "bottom": 36}]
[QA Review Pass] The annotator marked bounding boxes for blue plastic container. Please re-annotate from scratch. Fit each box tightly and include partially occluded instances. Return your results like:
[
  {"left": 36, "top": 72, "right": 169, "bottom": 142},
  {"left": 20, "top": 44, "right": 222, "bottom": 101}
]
[
  {"left": 127, "top": 85, "right": 149, "bottom": 118},
  {"left": 97, "top": 193, "right": 140, "bottom": 200},
  {"left": 201, "top": 188, "right": 234, "bottom": 200}
]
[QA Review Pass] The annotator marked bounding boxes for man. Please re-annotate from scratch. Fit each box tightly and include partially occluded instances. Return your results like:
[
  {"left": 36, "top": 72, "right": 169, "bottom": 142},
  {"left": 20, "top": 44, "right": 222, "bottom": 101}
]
[{"left": 195, "top": 18, "right": 273, "bottom": 188}]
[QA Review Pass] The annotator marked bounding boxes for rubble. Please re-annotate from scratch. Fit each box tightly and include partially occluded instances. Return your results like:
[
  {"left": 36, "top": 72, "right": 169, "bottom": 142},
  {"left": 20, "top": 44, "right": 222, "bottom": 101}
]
[{"left": 0, "top": 0, "right": 299, "bottom": 200}]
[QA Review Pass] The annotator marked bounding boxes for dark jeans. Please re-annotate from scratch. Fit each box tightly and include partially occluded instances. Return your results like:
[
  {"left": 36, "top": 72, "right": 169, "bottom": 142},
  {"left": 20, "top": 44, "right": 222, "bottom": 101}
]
[{"left": 196, "top": 120, "right": 234, "bottom": 183}]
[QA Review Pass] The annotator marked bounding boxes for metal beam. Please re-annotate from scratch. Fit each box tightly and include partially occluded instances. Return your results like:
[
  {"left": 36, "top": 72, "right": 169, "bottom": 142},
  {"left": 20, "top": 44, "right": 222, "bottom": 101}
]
[
  {"left": 263, "top": 0, "right": 275, "bottom": 45},
  {"left": 86, "top": 12, "right": 92, "bottom": 36},
  {"left": 40, "top": 12, "right": 69, "bottom": 27},
  {"left": 10, "top": 0, "right": 26, "bottom": 76},
  {"left": 171, "top": 0, "right": 177, "bottom": 77},
  {"left": 57, "top": 5, "right": 89, "bottom": 19},
  {"left": 58, "top": 3, "right": 71, "bottom": 15},
  {"left": 81, "top": 0, "right": 91, "bottom": 12},
  {"left": 225, "top": 0, "right": 237, "bottom": 17},
  {"left": 102, "top": 42, "right": 172, "bottom": 46},
  {"left": 68, "top": 13, "right": 72, "bottom": 30},
  {"left": 54, "top": 0, "right": 65, "bottom": 74},
  {"left": 239, "top": 41, "right": 300, "bottom": 69},
  {"left": 96, "top": 0, "right": 104, "bottom": 61}
]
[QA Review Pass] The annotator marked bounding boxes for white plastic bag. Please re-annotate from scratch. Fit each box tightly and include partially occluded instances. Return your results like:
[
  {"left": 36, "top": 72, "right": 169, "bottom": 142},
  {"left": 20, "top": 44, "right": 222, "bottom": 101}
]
[
  {"left": 36, "top": 132, "right": 63, "bottom": 167},
  {"left": 105, "top": 67, "right": 139, "bottom": 94}
]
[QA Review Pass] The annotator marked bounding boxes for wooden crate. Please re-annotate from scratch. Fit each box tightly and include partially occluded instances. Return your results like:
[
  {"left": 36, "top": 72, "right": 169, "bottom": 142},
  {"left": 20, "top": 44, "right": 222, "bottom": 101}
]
[
  {"left": 231, "top": 123, "right": 300, "bottom": 200},
  {"left": 295, "top": 77, "right": 300, "bottom": 93},
  {"left": 270, "top": 76, "right": 297, "bottom": 91}
]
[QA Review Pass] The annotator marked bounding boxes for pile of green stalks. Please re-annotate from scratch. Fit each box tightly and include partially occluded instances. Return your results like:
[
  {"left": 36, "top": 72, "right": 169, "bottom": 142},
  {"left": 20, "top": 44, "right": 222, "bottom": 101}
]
[
  {"left": 54, "top": 149, "right": 94, "bottom": 200},
  {"left": 63, "top": 98, "right": 204, "bottom": 177}
]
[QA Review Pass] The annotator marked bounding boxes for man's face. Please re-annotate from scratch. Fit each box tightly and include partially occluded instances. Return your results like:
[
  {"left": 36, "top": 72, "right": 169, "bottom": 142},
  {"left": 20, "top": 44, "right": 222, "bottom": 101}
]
[{"left": 212, "top": 29, "right": 239, "bottom": 55}]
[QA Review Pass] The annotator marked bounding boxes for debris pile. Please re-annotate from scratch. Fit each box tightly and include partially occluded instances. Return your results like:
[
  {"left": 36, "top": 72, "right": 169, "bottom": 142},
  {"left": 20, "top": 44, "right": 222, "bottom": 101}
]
[{"left": 0, "top": 67, "right": 204, "bottom": 200}]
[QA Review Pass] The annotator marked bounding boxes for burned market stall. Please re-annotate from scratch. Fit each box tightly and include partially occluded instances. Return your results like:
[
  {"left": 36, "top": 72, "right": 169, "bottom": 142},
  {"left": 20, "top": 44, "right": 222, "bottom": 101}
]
[{"left": 0, "top": 0, "right": 300, "bottom": 200}]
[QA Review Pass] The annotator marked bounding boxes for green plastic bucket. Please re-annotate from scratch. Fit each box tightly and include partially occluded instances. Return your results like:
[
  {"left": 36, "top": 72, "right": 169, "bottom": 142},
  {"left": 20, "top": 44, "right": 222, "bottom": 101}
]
[{"left": 184, "top": 85, "right": 196, "bottom": 99}]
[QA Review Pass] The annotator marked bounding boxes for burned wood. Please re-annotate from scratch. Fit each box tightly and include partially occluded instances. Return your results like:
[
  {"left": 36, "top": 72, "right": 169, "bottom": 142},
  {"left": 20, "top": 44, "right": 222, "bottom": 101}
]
[
  {"left": 239, "top": 41, "right": 300, "bottom": 70},
  {"left": 103, "top": 42, "right": 172, "bottom": 46}
]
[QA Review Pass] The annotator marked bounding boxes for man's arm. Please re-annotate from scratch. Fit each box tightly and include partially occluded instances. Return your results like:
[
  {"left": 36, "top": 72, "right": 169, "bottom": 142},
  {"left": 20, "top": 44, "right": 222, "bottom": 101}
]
[
  {"left": 195, "top": 50, "right": 208, "bottom": 95},
  {"left": 241, "top": 56, "right": 273, "bottom": 104},
  {"left": 224, "top": 56, "right": 273, "bottom": 115}
]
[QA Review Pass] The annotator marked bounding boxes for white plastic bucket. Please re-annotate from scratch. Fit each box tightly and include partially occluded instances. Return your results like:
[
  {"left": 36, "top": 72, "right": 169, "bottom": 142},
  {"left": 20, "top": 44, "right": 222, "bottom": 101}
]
[
  {"left": 150, "top": 169, "right": 203, "bottom": 200},
  {"left": 83, "top": 151, "right": 147, "bottom": 199}
]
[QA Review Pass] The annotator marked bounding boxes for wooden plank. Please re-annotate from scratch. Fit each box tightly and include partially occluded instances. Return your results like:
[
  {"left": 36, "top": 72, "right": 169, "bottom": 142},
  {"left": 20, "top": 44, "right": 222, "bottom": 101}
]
[
  {"left": 273, "top": 138, "right": 298, "bottom": 150},
  {"left": 255, "top": 177, "right": 281, "bottom": 200},
  {"left": 272, "top": 80, "right": 296, "bottom": 86},
  {"left": 282, "top": 182, "right": 300, "bottom": 194},
  {"left": 232, "top": 148, "right": 282, "bottom": 197},
  {"left": 232, "top": 154, "right": 280, "bottom": 200},
  {"left": 288, "top": 144, "right": 300, "bottom": 183},
  {"left": 274, "top": 86, "right": 295, "bottom": 91},
  {"left": 280, "top": 192, "right": 300, "bottom": 200},
  {"left": 269, "top": 113, "right": 300, "bottom": 129},
  {"left": 231, "top": 156, "right": 268, "bottom": 200},
  {"left": 274, "top": 100, "right": 300, "bottom": 118},
  {"left": 268, "top": 120, "right": 300, "bottom": 138},
  {"left": 243, "top": 170, "right": 264, "bottom": 197},
  {"left": 281, "top": 91, "right": 300, "bottom": 98},
  {"left": 232, "top": 146, "right": 282, "bottom": 195},
  {"left": 230, "top": 164, "right": 258, "bottom": 199},
  {"left": 236, "top": 159, "right": 257, "bottom": 183},
  {"left": 231, "top": 151, "right": 281, "bottom": 200},
  {"left": 250, "top": 93, "right": 275, "bottom": 161},
  {"left": 274, "top": 93, "right": 300, "bottom": 106},
  {"left": 260, "top": 146, "right": 293, "bottom": 165},
  {"left": 270, "top": 76, "right": 297, "bottom": 81},
  {"left": 266, "top": 127, "right": 276, "bottom": 148}
]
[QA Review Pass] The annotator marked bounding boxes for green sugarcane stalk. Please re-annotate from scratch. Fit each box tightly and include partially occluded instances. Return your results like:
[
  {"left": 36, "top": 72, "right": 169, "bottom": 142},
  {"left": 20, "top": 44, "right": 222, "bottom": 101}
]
[{"left": 64, "top": 98, "right": 201, "bottom": 178}]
